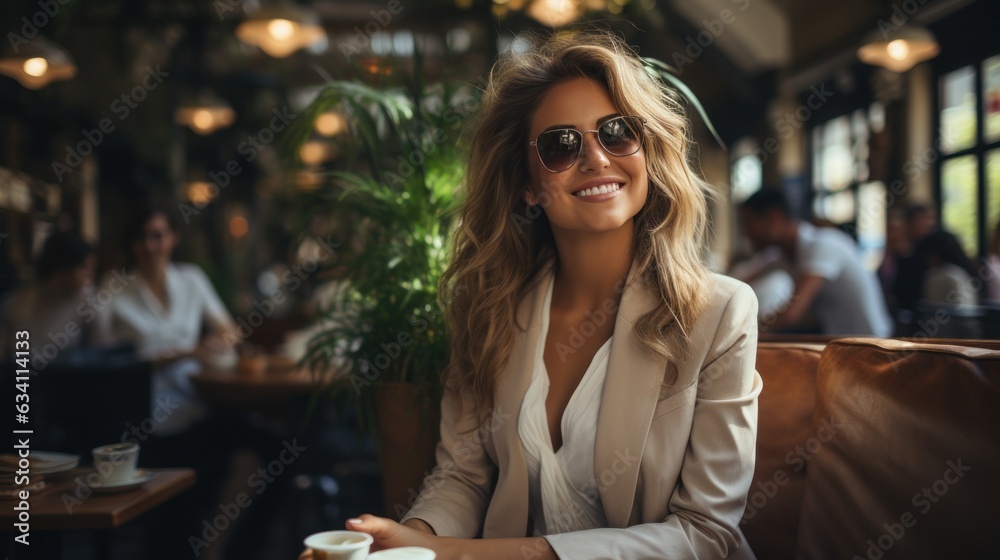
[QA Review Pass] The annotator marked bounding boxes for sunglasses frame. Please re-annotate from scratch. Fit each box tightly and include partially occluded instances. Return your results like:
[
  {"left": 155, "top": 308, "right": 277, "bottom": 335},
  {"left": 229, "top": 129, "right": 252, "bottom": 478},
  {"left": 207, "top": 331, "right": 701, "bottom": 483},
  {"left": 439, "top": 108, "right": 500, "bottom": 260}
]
[{"left": 529, "top": 115, "right": 647, "bottom": 173}]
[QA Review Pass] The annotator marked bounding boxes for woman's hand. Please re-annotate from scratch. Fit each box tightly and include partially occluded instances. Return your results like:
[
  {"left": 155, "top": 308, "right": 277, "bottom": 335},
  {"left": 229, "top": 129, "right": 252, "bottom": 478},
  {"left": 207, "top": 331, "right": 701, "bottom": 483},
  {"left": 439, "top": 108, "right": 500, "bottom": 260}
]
[
  {"left": 193, "top": 332, "right": 237, "bottom": 368},
  {"left": 297, "top": 515, "right": 445, "bottom": 560},
  {"left": 347, "top": 514, "right": 441, "bottom": 552}
]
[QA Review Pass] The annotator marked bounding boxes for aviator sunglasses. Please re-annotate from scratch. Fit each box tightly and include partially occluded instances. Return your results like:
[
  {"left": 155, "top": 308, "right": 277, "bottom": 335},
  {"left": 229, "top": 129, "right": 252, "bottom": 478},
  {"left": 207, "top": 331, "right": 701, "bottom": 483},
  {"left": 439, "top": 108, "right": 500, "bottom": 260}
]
[{"left": 529, "top": 115, "right": 646, "bottom": 173}]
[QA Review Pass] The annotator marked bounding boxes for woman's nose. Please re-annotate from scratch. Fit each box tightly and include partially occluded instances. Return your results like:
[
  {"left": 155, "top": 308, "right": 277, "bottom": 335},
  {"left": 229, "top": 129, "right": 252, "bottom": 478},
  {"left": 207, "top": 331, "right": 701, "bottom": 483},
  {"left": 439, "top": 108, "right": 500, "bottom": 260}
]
[{"left": 577, "top": 131, "right": 609, "bottom": 172}]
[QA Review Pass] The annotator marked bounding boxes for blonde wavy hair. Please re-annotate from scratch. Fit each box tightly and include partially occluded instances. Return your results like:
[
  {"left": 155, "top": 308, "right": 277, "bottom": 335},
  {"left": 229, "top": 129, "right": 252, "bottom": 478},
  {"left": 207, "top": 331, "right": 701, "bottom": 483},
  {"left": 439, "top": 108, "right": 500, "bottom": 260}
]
[{"left": 441, "top": 31, "right": 714, "bottom": 412}]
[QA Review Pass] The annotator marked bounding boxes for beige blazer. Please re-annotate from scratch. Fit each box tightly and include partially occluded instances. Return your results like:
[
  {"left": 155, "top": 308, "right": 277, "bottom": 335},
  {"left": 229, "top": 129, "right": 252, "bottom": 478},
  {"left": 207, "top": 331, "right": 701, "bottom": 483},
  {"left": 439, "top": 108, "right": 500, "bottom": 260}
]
[{"left": 402, "top": 260, "right": 762, "bottom": 559}]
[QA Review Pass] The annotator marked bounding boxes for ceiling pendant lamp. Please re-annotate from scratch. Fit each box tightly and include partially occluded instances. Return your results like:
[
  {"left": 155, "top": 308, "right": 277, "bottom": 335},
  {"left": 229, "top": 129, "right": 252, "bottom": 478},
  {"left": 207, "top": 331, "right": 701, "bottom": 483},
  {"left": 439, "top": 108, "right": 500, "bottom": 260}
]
[
  {"left": 526, "top": 0, "right": 582, "bottom": 27},
  {"left": 175, "top": 92, "right": 236, "bottom": 135},
  {"left": 236, "top": 4, "right": 326, "bottom": 58},
  {"left": 0, "top": 36, "right": 77, "bottom": 89},
  {"left": 858, "top": 24, "right": 940, "bottom": 73}
]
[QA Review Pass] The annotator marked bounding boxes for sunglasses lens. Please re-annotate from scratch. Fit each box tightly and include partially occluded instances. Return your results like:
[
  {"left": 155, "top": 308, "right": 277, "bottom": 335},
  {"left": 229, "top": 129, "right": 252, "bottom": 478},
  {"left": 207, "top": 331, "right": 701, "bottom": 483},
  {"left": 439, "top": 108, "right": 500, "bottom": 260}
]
[
  {"left": 536, "top": 129, "right": 582, "bottom": 171},
  {"left": 599, "top": 117, "right": 643, "bottom": 156}
]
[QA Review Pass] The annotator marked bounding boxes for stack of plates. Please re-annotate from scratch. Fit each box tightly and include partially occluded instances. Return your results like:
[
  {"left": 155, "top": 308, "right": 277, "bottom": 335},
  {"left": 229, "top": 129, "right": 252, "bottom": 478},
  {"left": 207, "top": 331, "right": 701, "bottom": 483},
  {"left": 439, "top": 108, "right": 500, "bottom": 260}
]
[
  {"left": 0, "top": 451, "right": 80, "bottom": 498},
  {"left": 0, "top": 473, "right": 45, "bottom": 498}
]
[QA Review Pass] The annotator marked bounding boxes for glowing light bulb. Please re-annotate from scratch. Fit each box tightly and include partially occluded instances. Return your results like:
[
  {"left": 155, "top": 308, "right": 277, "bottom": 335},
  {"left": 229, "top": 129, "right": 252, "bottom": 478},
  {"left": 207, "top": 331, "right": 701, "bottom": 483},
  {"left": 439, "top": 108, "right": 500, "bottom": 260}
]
[
  {"left": 22, "top": 57, "right": 48, "bottom": 77},
  {"left": 192, "top": 109, "right": 214, "bottom": 131},
  {"left": 268, "top": 19, "right": 295, "bottom": 41},
  {"left": 229, "top": 216, "right": 249, "bottom": 238},
  {"left": 187, "top": 182, "right": 214, "bottom": 205},
  {"left": 315, "top": 112, "right": 346, "bottom": 137},
  {"left": 527, "top": 0, "right": 580, "bottom": 27},
  {"left": 887, "top": 40, "right": 910, "bottom": 61},
  {"left": 299, "top": 142, "right": 326, "bottom": 165}
]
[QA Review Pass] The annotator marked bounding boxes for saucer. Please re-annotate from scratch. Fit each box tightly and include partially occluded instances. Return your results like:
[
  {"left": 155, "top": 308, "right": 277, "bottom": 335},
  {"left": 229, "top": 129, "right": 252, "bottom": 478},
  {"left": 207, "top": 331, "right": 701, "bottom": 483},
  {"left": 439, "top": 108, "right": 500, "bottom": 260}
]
[{"left": 77, "top": 470, "right": 155, "bottom": 494}]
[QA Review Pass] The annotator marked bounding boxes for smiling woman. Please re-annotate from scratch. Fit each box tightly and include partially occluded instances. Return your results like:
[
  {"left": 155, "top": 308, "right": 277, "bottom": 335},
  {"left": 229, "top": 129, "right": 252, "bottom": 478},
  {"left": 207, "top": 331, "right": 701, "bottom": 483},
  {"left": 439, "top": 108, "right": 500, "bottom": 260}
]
[{"left": 302, "top": 31, "right": 762, "bottom": 560}]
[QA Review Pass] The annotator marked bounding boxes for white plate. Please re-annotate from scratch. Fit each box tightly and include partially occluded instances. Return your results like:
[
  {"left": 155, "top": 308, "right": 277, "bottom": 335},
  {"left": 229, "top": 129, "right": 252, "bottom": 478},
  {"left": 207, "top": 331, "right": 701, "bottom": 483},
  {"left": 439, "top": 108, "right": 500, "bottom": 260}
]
[{"left": 76, "top": 470, "right": 155, "bottom": 494}]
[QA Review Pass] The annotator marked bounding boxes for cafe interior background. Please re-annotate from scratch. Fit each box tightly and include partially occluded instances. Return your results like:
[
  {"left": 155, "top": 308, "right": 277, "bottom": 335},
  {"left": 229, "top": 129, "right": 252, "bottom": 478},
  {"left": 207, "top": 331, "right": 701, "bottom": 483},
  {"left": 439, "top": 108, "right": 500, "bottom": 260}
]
[{"left": 0, "top": 0, "right": 998, "bottom": 558}]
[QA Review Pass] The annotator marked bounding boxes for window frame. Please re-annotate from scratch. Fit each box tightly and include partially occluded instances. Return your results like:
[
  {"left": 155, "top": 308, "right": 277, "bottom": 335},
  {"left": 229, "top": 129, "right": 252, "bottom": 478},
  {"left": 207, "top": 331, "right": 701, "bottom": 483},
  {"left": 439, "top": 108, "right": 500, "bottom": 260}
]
[{"left": 934, "top": 53, "right": 1000, "bottom": 261}]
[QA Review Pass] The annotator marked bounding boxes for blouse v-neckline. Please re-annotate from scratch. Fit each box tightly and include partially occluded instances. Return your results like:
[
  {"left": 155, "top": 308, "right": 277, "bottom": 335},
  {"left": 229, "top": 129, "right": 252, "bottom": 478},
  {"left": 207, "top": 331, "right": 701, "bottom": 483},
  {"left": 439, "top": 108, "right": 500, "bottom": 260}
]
[
  {"left": 518, "top": 272, "right": 614, "bottom": 536},
  {"left": 537, "top": 273, "right": 613, "bottom": 454},
  {"left": 137, "top": 266, "right": 173, "bottom": 317}
]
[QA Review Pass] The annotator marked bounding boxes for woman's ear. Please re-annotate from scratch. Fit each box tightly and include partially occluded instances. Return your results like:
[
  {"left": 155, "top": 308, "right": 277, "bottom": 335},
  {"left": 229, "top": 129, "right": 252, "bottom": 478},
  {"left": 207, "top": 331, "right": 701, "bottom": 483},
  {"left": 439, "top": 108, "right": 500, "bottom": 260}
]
[{"left": 523, "top": 189, "right": 538, "bottom": 207}]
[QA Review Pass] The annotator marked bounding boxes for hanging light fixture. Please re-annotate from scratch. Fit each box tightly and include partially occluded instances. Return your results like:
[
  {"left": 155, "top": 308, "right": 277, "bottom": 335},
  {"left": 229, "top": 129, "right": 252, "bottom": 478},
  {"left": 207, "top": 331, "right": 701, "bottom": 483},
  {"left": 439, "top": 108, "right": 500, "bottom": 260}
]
[
  {"left": 314, "top": 111, "right": 347, "bottom": 137},
  {"left": 494, "top": 0, "right": 629, "bottom": 28},
  {"left": 858, "top": 24, "right": 940, "bottom": 73},
  {"left": 174, "top": 92, "right": 236, "bottom": 135},
  {"left": 526, "top": 0, "right": 582, "bottom": 27},
  {"left": 236, "top": 4, "right": 326, "bottom": 58},
  {"left": 0, "top": 36, "right": 77, "bottom": 89}
]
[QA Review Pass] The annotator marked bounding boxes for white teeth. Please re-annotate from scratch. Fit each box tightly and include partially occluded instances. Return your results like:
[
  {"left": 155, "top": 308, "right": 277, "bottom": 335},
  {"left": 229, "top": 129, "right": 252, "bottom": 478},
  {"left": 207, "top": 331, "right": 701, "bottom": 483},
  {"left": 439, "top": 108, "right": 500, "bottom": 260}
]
[{"left": 574, "top": 183, "right": 621, "bottom": 197}]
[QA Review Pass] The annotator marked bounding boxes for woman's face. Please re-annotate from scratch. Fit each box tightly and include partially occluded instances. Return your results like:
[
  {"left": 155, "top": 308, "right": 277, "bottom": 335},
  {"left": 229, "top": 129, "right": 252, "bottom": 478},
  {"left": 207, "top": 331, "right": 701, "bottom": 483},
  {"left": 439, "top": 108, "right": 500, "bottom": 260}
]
[
  {"left": 70, "top": 254, "right": 96, "bottom": 292},
  {"left": 526, "top": 77, "right": 648, "bottom": 236},
  {"left": 133, "top": 214, "right": 176, "bottom": 267}
]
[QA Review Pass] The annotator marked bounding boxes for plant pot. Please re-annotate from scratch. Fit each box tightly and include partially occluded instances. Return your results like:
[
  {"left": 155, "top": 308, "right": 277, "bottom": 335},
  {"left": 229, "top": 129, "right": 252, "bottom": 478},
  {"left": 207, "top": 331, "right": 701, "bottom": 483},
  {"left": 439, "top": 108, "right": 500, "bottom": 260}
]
[{"left": 374, "top": 382, "right": 440, "bottom": 520}]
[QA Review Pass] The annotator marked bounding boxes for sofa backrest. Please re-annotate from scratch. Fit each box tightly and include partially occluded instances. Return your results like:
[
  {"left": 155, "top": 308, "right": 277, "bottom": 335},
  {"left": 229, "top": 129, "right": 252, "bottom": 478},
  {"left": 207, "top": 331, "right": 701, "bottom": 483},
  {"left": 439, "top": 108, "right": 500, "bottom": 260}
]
[
  {"left": 795, "top": 338, "right": 1000, "bottom": 560},
  {"left": 744, "top": 343, "right": 825, "bottom": 560}
]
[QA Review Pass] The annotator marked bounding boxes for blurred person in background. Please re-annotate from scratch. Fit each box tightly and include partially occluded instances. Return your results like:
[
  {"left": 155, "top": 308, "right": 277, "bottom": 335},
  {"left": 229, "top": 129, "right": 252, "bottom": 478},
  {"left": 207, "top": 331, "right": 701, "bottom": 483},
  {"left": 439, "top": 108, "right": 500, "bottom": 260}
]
[
  {"left": 94, "top": 202, "right": 238, "bottom": 435},
  {"left": 877, "top": 211, "right": 911, "bottom": 312},
  {"left": 893, "top": 204, "right": 938, "bottom": 315},
  {"left": 914, "top": 230, "right": 981, "bottom": 339},
  {"left": 738, "top": 188, "right": 892, "bottom": 337},
  {"left": 95, "top": 202, "right": 279, "bottom": 560},
  {"left": 1, "top": 231, "right": 96, "bottom": 357},
  {"left": 918, "top": 230, "right": 979, "bottom": 306},
  {"left": 988, "top": 221, "right": 1000, "bottom": 300}
]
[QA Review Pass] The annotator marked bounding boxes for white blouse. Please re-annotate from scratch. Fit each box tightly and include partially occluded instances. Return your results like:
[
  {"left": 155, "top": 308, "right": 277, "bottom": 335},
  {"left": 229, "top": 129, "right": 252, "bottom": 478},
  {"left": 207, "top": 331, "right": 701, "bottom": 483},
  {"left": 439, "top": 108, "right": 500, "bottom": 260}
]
[
  {"left": 94, "top": 262, "right": 232, "bottom": 360},
  {"left": 94, "top": 262, "right": 234, "bottom": 435},
  {"left": 517, "top": 273, "right": 611, "bottom": 536}
]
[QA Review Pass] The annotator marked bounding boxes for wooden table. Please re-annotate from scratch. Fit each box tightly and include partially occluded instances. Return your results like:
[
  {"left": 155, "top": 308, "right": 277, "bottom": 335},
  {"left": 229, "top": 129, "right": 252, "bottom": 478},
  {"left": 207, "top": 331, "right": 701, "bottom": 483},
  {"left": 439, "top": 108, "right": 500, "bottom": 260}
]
[
  {"left": 190, "top": 365, "right": 341, "bottom": 409},
  {"left": 0, "top": 468, "right": 195, "bottom": 531}
]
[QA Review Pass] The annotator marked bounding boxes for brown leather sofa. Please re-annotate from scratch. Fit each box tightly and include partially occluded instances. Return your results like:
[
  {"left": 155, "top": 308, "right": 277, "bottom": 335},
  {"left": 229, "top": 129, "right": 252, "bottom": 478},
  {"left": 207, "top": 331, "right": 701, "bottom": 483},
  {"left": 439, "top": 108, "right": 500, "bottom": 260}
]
[{"left": 747, "top": 338, "right": 1000, "bottom": 560}]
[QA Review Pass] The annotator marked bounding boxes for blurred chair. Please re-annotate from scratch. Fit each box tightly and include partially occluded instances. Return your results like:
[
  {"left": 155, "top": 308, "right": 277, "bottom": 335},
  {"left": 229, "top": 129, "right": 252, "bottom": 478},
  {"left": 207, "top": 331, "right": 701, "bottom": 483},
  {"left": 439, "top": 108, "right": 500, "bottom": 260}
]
[
  {"left": 912, "top": 300, "right": 983, "bottom": 339},
  {"left": 980, "top": 299, "right": 1000, "bottom": 339},
  {"left": 31, "top": 345, "right": 152, "bottom": 456}
]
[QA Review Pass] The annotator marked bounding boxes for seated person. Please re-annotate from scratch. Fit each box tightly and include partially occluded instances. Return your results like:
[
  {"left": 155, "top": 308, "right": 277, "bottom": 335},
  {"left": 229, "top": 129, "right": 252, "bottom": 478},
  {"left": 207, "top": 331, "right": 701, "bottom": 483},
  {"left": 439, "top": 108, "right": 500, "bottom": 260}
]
[
  {"left": 917, "top": 230, "right": 980, "bottom": 338},
  {"left": 919, "top": 230, "right": 977, "bottom": 307},
  {"left": 737, "top": 189, "right": 892, "bottom": 337},
  {"left": 303, "top": 32, "right": 761, "bottom": 560},
  {"left": 94, "top": 203, "right": 237, "bottom": 436},
  {"left": 1, "top": 231, "right": 96, "bottom": 361},
  {"left": 93, "top": 203, "right": 286, "bottom": 560},
  {"left": 893, "top": 204, "right": 938, "bottom": 313}
]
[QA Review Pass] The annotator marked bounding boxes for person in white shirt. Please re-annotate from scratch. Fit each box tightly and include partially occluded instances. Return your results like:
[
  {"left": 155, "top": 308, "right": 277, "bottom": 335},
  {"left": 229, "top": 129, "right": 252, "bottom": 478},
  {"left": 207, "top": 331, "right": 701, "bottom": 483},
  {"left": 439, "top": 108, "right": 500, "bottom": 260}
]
[
  {"left": 95, "top": 205, "right": 237, "bottom": 435},
  {"left": 738, "top": 189, "right": 893, "bottom": 337}
]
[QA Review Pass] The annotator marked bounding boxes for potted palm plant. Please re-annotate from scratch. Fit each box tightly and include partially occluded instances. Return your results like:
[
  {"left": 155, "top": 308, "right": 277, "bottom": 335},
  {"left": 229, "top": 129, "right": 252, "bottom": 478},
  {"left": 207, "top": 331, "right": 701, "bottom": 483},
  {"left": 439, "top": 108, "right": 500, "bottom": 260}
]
[{"left": 286, "top": 59, "right": 477, "bottom": 518}]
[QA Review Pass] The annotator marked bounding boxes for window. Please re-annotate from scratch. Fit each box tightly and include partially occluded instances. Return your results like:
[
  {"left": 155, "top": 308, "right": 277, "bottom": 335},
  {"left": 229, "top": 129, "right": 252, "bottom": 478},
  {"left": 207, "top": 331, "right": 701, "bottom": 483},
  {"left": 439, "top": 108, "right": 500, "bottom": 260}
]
[
  {"left": 938, "top": 54, "right": 1000, "bottom": 259},
  {"left": 730, "top": 138, "right": 762, "bottom": 204},
  {"left": 809, "top": 105, "right": 887, "bottom": 270}
]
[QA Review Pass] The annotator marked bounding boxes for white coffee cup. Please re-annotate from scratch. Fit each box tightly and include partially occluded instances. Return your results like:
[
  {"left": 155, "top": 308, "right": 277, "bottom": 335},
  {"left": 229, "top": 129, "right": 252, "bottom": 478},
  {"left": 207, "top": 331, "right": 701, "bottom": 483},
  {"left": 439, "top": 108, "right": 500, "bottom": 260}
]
[
  {"left": 303, "top": 531, "right": 373, "bottom": 560},
  {"left": 366, "top": 547, "right": 436, "bottom": 560},
  {"left": 92, "top": 442, "right": 139, "bottom": 484}
]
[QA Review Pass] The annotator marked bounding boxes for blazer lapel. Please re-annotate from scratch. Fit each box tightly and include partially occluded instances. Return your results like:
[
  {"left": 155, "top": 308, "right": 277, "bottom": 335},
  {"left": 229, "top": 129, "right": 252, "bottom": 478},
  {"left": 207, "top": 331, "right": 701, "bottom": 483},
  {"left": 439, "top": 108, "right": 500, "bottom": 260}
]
[
  {"left": 482, "top": 259, "right": 554, "bottom": 537},
  {"left": 595, "top": 263, "right": 669, "bottom": 528}
]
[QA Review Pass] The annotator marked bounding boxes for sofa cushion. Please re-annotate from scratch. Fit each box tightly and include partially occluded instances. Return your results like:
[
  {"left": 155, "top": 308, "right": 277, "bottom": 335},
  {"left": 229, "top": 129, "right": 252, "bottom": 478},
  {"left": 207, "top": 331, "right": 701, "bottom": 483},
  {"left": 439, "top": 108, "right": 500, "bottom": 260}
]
[
  {"left": 743, "top": 343, "right": 825, "bottom": 560},
  {"left": 796, "top": 338, "right": 1000, "bottom": 560}
]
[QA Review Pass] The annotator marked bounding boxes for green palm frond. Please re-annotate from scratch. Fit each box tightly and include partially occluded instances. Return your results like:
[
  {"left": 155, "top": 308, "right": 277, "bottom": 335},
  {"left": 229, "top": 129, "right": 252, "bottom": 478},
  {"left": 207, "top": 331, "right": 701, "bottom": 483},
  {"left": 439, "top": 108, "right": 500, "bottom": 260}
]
[
  {"left": 641, "top": 56, "right": 727, "bottom": 151},
  {"left": 286, "top": 57, "right": 478, "bottom": 429}
]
